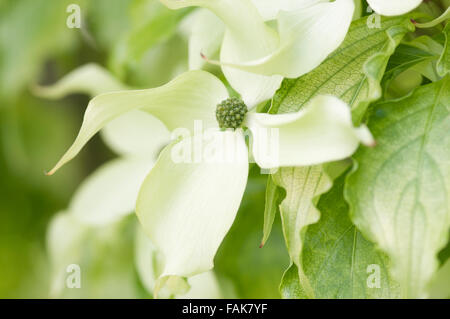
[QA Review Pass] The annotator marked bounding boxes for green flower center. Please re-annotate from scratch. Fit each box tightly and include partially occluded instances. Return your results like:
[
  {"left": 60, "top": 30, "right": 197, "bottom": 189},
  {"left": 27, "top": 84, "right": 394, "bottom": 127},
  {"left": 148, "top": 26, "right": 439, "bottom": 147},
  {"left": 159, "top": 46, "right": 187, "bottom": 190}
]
[{"left": 216, "top": 97, "right": 248, "bottom": 129}]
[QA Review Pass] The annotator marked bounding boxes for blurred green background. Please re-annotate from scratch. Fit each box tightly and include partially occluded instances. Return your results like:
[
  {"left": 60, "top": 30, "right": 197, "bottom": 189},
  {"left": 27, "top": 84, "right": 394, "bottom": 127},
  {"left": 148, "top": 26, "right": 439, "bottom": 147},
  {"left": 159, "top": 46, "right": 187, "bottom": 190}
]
[{"left": 0, "top": 0, "right": 288, "bottom": 298}]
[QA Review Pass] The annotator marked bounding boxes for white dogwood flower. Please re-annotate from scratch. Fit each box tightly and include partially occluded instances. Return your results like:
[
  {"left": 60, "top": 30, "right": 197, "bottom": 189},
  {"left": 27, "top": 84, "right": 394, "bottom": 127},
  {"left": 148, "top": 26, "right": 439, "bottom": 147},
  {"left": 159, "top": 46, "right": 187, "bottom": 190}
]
[
  {"left": 367, "top": 0, "right": 422, "bottom": 16},
  {"left": 38, "top": 65, "right": 222, "bottom": 298},
  {"left": 166, "top": 0, "right": 355, "bottom": 107},
  {"left": 44, "top": 69, "right": 373, "bottom": 293}
]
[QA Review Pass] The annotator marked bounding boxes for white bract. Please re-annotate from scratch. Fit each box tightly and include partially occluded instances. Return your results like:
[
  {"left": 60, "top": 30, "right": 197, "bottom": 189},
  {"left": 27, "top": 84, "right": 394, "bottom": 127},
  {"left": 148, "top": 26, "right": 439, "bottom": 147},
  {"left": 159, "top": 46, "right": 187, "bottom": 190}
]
[
  {"left": 39, "top": 65, "right": 221, "bottom": 298},
  {"left": 169, "top": 0, "right": 355, "bottom": 107},
  {"left": 366, "top": 0, "right": 422, "bottom": 16},
  {"left": 35, "top": 64, "right": 169, "bottom": 224},
  {"left": 48, "top": 211, "right": 222, "bottom": 298},
  {"left": 44, "top": 68, "right": 373, "bottom": 294}
]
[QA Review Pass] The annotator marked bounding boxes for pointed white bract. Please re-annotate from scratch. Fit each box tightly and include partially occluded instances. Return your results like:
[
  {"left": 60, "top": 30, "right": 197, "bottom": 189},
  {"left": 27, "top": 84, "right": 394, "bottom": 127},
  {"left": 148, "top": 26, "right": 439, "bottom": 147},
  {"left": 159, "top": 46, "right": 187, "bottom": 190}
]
[
  {"left": 246, "top": 95, "right": 374, "bottom": 169},
  {"left": 36, "top": 63, "right": 170, "bottom": 225},
  {"left": 34, "top": 63, "right": 170, "bottom": 159},
  {"left": 100, "top": 110, "right": 170, "bottom": 157},
  {"left": 33, "top": 63, "right": 127, "bottom": 98},
  {"left": 134, "top": 225, "right": 224, "bottom": 298},
  {"left": 46, "top": 70, "right": 227, "bottom": 175},
  {"left": 215, "top": 0, "right": 355, "bottom": 78},
  {"left": 367, "top": 0, "right": 422, "bottom": 16},
  {"left": 70, "top": 158, "right": 154, "bottom": 225},
  {"left": 136, "top": 132, "right": 249, "bottom": 280},
  {"left": 163, "top": 0, "right": 355, "bottom": 106},
  {"left": 220, "top": 29, "right": 283, "bottom": 106}
]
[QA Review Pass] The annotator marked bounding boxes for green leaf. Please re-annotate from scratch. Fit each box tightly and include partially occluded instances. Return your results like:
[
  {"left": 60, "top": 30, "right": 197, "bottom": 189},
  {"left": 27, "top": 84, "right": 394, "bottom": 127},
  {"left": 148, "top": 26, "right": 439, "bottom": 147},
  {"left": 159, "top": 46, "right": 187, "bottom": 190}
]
[
  {"left": 281, "top": 173, "right": 400, "bottom": 299},
  {"left": 47, "top": 213, "right": 144, "bottom": 298},
  {"left": 125, "top": 9, "right": 186, "bottom": 61},
  {"left": 381, "top": 36, "right": 443, "bottom": 98},
  {"left": 385, "top": 44, "right": 434, "bottom": 78},
  {"left": 109, "top": 2, "right": 189, "bottom": 77},
  {"left": 86, "top": 0, "right": 133, "bottom": 51},
  {"left": 260, "top": 175, "right": 284, "bottom": 247},
  {"left": 437, "top": 22, "right": 450, "bottom": 77},
  {"left": 279, "top": 264, "right": 303, "bottom": 299},
  {"left": 272, "top": 166, "right": 334, "bottom": 298},
  {"left": 383, "top": 68, "right": 423, "bottom": 100},
  {"left": 382, "top": 38, "right": 438, "bottom": 89},
  {"left": 268, "top": 14, "right": 413, "bottom": 300},
  {"left": 0, "top": 0, "right": 80, "bottom": 100},
  {"left": 401, "top": 36, "right": 445, "bottom": 83},
  {"left": 270, "top": 16, "right": 415, "bottom": 124},
  {"left": 346, "top": 76, "right": 450, "bottom": 298}
]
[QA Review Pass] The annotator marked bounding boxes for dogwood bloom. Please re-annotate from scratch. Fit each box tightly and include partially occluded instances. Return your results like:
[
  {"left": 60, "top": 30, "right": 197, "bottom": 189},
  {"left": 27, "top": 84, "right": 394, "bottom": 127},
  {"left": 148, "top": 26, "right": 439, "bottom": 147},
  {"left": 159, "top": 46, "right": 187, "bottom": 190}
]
[
  {"left": 45, "top": 69, "right": 373, "bottom": 292},
  {"left": 367, "top": 0, "right": 422, "bottom": 16},
  {"left": 165, "top": 0, "right": 355, "bottom": 107},
  {"left": 38, "top": 64, "right": 222, "bottom": 298}
]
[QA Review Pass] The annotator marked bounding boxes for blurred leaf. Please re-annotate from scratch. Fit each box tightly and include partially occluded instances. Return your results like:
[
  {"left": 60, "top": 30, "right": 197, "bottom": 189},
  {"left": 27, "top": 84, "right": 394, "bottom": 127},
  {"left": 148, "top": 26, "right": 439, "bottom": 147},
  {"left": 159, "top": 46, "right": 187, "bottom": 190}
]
[
  {"left": 383, "top": 41, "right": 435, "bottom": 84},
  {"left": 47, "top": 213, "right": 143, "bottom": 298},
  {"left": 109, "top": 1, "right": 189, "bottom": 78},
  {"left": 86, "top": 0, "right": 134, "bottom": 51},
  {"left": 126, "top": 9, "right": 184, "bottom": 61},
  {"left": 0, "top": 91, "right": 88, "bottom": 298},
  {"left": 384, "top": 68, "right": 423, "bottom": 99},
  {"left": 0, "top": 0, "right": 80, "bottom": 100},
  {"left": 382, "top": 34, "right": 444, "bottom": 98},
  {"left": 429, "top": 258, "right": 450, "bottom": 298},
  {"left": 127, "top": 34, "right": 188, "bottom": 88},
  {"left": 1, "top": 94, "right": 84, "bottom": 195}
]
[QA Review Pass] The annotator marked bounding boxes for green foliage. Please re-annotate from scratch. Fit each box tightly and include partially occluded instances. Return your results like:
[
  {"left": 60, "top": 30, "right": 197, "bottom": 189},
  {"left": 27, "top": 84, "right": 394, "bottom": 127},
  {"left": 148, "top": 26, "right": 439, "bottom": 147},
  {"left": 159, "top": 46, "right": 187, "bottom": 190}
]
[
  {"left": 270, "top": 16, "right": 415, "bottom": 123},
  {"left": 48, "top": 215, "right": 145, "bottom": 298},
  {"left": 260, "top": 176, "right": 284, "bottom": 247},
  {"left": 0, "top": 95, "right": 86, "bottom": 297},
  {"left": 0, "top": 0, "right": 79, "bottom": 100},
  {"left": 270, "top": 15, "right": 418, "bottom": 298},
  {"left": 281, "top": 173, "right": 400, "bottom": 299},
  {"left": 108, "top": 1, "right": 189, "bottom": 79},
  {"left": 438, "top": 22, "right": 450, "bottom": 76},
  {"left": 270, "top": 11, "right": 450, "bottom": 299},
  {"left": 272, "top": 166, "right": 334, "bottom": 298},
  {"left": 346, "top": 77, "right": 450, "bottom": 298}
]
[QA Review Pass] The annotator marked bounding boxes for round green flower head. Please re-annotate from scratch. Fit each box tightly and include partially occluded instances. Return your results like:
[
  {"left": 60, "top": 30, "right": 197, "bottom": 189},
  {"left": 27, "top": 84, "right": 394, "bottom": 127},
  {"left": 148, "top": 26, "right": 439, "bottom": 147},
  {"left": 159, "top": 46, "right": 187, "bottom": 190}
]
[{"left": 216, "top": 97, "right": 248, "bottom": 130}]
